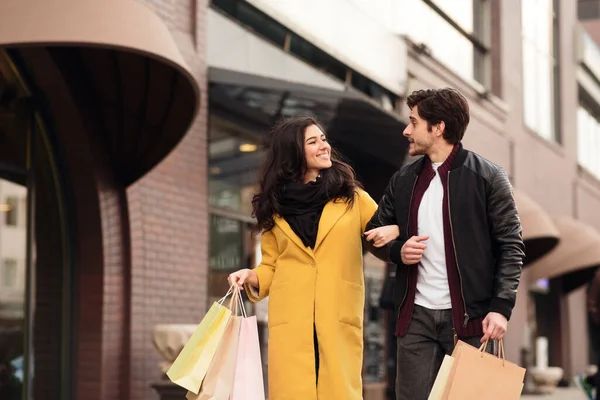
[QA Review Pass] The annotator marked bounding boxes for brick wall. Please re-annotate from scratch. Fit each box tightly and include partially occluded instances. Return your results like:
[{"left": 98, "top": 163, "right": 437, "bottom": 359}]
[{"left": 127, "top": 1, "right": 209, "bottom": 398}]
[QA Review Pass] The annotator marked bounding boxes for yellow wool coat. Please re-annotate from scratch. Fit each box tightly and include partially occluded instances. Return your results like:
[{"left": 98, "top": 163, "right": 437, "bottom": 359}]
[{"left": 246, "top": 189, "right": 378, "bottom": 400}]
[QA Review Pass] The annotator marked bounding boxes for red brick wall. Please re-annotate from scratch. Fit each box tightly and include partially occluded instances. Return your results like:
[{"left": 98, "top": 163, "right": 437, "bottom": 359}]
[{"left": 127, "top": 1, "right": 209, "bottom": 399}]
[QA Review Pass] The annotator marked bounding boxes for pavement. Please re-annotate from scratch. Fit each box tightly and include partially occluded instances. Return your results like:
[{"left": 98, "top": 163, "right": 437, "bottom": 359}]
[{"left": 521, "top": 387, "right": 589, "bottom": 399}]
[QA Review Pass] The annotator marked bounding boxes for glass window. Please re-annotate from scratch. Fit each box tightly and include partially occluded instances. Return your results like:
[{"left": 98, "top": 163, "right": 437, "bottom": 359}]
[
  {"left": 430, "top": 0, "right": 475, "bottom": 33},
  {"left": 2, "top": 258, "right": 17, "bottom": 287},
  {"left": 578, "top": 104, "right": 600, "bottom": 178},
  {"left": 522, "top": 0, "right": 558, "bottom": 141},
  {"left": 212, "top": 0, "right": 288, "bottom": 47},
  {"left": 5, "top": 196, "right": 19, "bottom": 226},
  {"left": 397, "top": 0, "right": 488, "bottom": 86},
  {"left": 209, "top": 215, "right": 243, "bottom": 272},
  {"left": 208, "top": 118, "right": 263, "bottom": 216},
  {"left": 289, "top": 35, "right": 348, "bottom": 82}
]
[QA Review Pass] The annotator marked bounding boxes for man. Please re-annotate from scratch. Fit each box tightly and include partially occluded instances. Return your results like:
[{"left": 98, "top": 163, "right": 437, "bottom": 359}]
[{"left": 365, "top": 88, "right": 525, "bottom": 400}]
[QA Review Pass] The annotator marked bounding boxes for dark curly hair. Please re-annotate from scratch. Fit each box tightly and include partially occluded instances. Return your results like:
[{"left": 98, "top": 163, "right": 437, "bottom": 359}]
[
  {"left": 252, "top": 116, "right": 360, "bottom": 232},
  {"left": 406, "top": 88, "right": 470, "bottom": 144}
]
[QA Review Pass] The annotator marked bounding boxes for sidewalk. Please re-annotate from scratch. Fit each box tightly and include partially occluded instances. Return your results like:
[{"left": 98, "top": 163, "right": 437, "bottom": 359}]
[{"left": 521, "top": 387, "right": 588, "bottom": 399}]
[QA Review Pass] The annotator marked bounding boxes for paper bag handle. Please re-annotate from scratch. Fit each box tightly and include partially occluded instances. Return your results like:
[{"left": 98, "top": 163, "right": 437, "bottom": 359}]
[
  {"left": 216, "top": 284, "right": 249, "bottom": 318},
  {"left": 217, "top": 285, "right": 235, "bottom": 306},
  {"left": 478, "top": 339, "right": 506, "bottom": 366}
]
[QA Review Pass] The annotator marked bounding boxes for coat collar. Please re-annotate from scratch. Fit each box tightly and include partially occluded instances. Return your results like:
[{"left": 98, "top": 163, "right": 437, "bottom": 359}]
[{"left": 274, "top": 198, "right": 349, "bottom": 258}]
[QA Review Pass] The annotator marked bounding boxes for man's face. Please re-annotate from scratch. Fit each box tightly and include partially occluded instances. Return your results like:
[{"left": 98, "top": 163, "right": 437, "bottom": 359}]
[{"left": 403, "top": 105, "right": 436, "bottom": 157}]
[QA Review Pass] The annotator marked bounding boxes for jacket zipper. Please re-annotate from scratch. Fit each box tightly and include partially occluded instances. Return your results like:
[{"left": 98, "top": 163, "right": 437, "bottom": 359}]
[
  {"left": 399, "top": 175, "right": 418, "bottom": 310},
  {"left": 447, "top": 171, "right": 470, "bottom": 329}
]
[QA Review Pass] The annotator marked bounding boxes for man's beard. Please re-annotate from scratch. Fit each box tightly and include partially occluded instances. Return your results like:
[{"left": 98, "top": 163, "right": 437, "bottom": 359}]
[{"left": 409, "top": 141, "right": 429, "bottom": 156}]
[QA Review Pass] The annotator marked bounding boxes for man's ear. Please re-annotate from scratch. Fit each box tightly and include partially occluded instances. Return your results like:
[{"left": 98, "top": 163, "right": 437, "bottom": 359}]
[{"left": 435, "top": 121, "right": 446, "bottom": 137}]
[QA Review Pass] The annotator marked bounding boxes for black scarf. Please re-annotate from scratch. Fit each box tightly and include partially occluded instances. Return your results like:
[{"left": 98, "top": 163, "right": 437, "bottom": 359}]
[{"left": 278, "top": 178, "right": 332, "bottom": 249}]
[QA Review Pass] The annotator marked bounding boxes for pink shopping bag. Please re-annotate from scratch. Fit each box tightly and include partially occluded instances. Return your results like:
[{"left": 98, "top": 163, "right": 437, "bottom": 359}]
[{"left": 231, "top": 299, "right": 265, "bottom": 400}]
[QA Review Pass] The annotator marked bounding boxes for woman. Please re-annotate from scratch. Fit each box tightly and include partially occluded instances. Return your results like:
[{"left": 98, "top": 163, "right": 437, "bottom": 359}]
[{"left": 228, "top": 116, "right": 398, "bottom": 400}]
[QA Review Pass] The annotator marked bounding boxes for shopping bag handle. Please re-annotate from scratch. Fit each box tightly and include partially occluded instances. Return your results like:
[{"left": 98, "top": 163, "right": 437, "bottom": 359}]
[
  {"left": 478, "top": 339, "right": 506, "bottom": 366},
  {"left": 233, "top": 287, "right": 248, "bottom": 318},
  {"left": 219, "top": 285, "right": 248, "bottom": 318},
  {"left": 217, "top": 285, "right": 235, "bottom": 305}
]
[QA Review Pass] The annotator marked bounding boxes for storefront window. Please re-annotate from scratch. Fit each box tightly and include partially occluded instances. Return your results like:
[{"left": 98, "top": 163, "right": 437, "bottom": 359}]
[
  {"left": 207, "top": 116, "right": 262, "bottom": 302},
  {"left": 0, "top": 50, "right": 72, "bottom": 400}
]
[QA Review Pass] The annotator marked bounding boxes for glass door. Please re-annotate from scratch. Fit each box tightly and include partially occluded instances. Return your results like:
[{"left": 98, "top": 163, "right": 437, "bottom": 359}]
[{"left": 0, "top": 50, "right": 73, "bottom": 400}]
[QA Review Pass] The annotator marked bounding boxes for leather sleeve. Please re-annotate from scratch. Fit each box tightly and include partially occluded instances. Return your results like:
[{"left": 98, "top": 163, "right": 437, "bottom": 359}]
[
  {"left": 487, "top": 167, "right": 526, "bottom": 320},
  {"left": 365, "top": 172, "right": 404, "bottom": 264}
]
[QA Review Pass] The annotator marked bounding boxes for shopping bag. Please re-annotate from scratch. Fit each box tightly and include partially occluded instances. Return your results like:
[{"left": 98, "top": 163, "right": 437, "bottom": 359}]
[
  {"left": 166, "top": 288, "right": 234, "bottom": 394},
  {"left": 428, "top": 354, "right": 454, "bottom": 400},
  {"left": 231, "top": 297, "right": 266, "bottom": 400},
  {"left": 188, "top": 288, "right": 244, "bottom": 400},
  {"left": 442, "top": 340, "right": 525, "bottom": 400}
]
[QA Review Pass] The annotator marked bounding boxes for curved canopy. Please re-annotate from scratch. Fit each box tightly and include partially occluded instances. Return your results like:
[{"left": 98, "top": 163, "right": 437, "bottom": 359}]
[
  {"left": 513, "top": 190, "right": 560, "bottom": 265},
  {"left": 0, "top": 0, "right": 200, "bottom": 185},
  {"left": 529, "top": 216, "right": 600, "bottom": 293}
]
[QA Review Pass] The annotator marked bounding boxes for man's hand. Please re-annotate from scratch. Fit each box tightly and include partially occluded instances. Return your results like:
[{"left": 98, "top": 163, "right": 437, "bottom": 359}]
[
  {"left": 365, "top": 225, "right": 400, "bottom": 248},
  {"left": 481, "top": 312, "right": 508, "bottom": 343},
  {"left": 400, "top": 235, "right": 429, "bottom": 265}
]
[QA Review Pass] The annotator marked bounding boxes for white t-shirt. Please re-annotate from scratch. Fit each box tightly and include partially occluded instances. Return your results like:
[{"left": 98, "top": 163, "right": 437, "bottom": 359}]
[{"left": 414, "top": 162, "right": 452, "bottom": 310}]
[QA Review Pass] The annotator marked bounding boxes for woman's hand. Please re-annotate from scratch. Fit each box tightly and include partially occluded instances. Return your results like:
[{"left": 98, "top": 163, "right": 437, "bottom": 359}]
[
  {"left": 364, "top": 225, "right": 400, "bottom": 248},
  {"left": 227, "top": 268, "right": 258, "bottom": 290}
]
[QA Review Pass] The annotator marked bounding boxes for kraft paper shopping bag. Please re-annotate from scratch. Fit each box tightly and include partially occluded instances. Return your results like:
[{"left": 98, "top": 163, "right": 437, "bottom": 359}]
[
  {"left": 188, "top": 289, "right": 244, "bottom": 400},
  {"left": 231, "top": 299, "right": 265, "bottom": 400},
  {"left": 443, "top": 340, "right": 525, "bottom": 400},
  {"left": 167, "top": 288, "right": 234, "bottom": 394}
]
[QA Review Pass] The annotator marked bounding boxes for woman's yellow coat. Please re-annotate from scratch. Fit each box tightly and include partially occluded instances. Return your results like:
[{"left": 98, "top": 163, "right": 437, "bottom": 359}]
[{"left": 247, "top": 189, "right": 378, "bottom": 400}]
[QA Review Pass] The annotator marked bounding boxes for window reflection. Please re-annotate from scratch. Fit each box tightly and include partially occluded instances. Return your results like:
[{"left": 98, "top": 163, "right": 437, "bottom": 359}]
[
  {"left": 0, "top": 180, "right": 26, "bottom": 400},
  {"left": 208, "top": 117, "right": 262, "bottom": 216}
]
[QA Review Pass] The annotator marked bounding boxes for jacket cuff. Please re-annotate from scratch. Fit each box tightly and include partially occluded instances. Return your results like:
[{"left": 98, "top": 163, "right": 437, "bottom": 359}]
[
  {"left": 489, "top": 297, "right": 514, "bottom": 321},
  {"left": 389, "top": 240, "right": 403, "bottom": 265},
  {"left": 244, "top": 282, "right": 260, "bottom": 302}
]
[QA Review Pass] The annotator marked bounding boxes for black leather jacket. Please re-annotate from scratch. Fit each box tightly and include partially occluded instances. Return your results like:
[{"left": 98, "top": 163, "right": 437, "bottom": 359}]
[{"left": 366, "top": 146, "right": 525, "bottom": 320}]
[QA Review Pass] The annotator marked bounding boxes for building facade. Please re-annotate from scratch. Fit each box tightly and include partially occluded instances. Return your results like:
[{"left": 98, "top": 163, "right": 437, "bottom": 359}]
[{"left": 1, "top": 0, "right": 600, "bottom": 399}]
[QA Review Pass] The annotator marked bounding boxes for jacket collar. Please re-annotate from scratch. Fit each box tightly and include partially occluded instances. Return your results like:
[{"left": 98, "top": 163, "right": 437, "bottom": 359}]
[
  {"left": 274, "top": 198, "right": 349, "bottom": 258},
  {"left": 410, "top": 143, "right": 467, "bottom": 176}
]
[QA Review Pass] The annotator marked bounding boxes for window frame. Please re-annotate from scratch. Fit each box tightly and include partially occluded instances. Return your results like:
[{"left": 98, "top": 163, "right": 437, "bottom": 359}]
[
  {"left": 521, "top": 0, "right": 561, "bottom": 143},
  {"left": 422, "top": 0, "right": 492, "bottom": 88}
]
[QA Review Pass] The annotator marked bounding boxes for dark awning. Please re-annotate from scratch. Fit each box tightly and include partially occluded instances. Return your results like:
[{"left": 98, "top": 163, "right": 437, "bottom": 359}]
[
  {"left": 529, "top": 216, "right": 600, "bottom": 293},
  {"left": 0, "top": 0, "right": 200, "bottom": 185},
  {"left": 208, "top": 67, "right": 408, "bottom": 200},
  {"left": 513, "top": 190, "right": 560, "bottom": 265}
]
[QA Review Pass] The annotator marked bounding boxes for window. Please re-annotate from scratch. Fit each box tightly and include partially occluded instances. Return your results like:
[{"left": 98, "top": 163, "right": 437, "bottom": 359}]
[
  {"left": 398, "top": 0, "right": 489, "bottom": 86},
  {"left": 2, "top": 258, "right": 17, "bottom": 287},
  {"left": 5, "top": 196, "right": 19, "bottom": 226},
  {"left": 578, "top": 104, "right": 600, "bottom": 178},
  {"left": 210, "top": 0, "right": 399, "bottom": 108},
  {"left": 522, "top": 0, "right": 559, "bottom": 142}
]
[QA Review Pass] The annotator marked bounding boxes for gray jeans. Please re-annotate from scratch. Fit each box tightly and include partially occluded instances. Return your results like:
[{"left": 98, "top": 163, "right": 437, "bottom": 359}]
[{"left": 395, "top": 305, "right": 493, "bottom": 400}]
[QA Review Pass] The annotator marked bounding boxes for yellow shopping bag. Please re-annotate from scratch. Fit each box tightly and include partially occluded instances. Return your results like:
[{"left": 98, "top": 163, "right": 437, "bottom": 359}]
[{"left": 167, "top": 288, "right": 234, "bottom": 394}]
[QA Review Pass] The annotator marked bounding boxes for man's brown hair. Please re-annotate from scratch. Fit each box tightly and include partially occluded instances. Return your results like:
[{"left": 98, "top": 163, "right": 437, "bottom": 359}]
[{"left": 406, "top": 88, "right": 470, "bottom": 144}]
